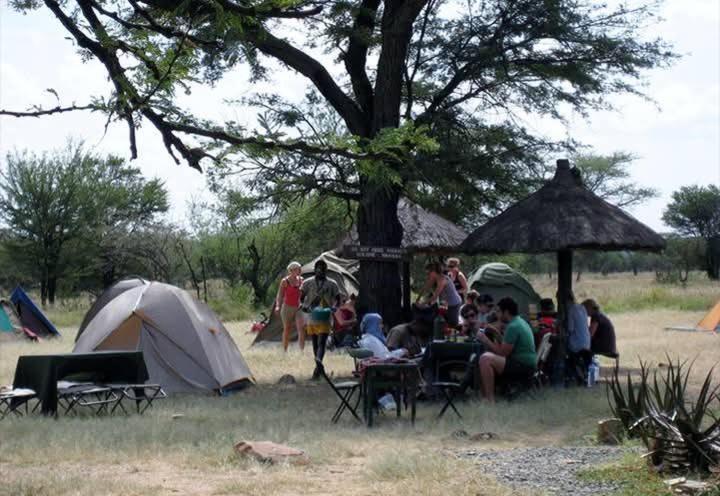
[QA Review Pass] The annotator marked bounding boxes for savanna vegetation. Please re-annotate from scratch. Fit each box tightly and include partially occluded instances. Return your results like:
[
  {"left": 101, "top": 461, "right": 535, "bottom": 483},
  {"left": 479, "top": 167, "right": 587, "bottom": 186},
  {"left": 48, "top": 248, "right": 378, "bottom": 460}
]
[{"left": 0, "top": 273, "right": 718, "bottom": 496}]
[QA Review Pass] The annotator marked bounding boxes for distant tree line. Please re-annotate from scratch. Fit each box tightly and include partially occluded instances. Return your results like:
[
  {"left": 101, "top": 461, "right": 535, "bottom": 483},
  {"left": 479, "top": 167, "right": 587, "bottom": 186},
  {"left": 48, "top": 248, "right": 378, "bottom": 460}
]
[{"left": 1, "top": 142, "right": 717, "bottom": 308}]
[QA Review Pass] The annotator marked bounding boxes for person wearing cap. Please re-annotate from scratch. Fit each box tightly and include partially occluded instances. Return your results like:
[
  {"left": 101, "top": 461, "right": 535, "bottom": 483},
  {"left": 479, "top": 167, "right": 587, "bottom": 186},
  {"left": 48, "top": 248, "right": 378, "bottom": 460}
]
[
  {"left": 275, "top": 261, "right": 305, "bottom": 352},
  {"left": 300, "top": 260, "right": 339, "bottom": 379}
]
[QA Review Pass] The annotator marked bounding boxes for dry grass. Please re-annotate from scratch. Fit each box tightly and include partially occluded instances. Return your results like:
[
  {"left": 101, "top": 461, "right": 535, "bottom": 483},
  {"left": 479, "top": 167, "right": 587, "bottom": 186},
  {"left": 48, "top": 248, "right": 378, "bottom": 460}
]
[
  {"left": 529, "top": 271, "right": 718, "bottom": 313},
  {"left": 0, "top": 273, "right": 718, "bottom": 495}
]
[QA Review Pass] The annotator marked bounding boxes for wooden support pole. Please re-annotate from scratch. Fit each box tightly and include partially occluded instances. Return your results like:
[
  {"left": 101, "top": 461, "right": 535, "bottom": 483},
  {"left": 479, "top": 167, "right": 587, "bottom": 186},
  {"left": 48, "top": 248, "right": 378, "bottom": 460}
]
[
  {"left": 402, "top": 260, "right": 412, "bottom": 319},
  {"left": 557, "top": 249, "right": 573, "bottom": 335},
  {"left": 551, "top": 249, "right": 573, "bottom": 386}
]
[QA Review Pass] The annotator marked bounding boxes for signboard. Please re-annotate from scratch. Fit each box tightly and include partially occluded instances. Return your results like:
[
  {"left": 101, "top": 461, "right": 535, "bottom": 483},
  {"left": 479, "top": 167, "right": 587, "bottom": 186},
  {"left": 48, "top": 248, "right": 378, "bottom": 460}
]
[{"left": 342, "top": 245, "right": 408, "bottom": 262}]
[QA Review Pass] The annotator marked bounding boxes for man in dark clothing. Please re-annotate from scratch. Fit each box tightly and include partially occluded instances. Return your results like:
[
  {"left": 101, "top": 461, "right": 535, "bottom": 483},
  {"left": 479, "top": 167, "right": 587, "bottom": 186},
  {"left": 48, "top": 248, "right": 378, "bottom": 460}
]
[
  {"left": 386, "top": 306, "right": 433, "bottom": 356},
  {"left": 582, "top": 299, "right": 617, "bottom": 355}
]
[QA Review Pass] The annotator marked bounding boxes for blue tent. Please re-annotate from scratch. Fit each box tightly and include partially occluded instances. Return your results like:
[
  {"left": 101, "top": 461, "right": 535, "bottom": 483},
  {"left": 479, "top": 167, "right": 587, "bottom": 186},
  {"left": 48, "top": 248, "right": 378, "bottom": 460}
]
[{"left": 10, "top": 286, "right": 60, "bottom": 337}]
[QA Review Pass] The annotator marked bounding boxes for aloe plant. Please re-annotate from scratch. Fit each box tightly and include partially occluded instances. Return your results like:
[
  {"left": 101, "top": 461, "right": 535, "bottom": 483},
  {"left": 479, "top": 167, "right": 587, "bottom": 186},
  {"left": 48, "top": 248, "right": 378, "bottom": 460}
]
[
  {"left": 607, "top": 357, "right": 720, "bottom": 474},
  {"left": 606, "top": 360, "right": 650, "bottom": 440}
]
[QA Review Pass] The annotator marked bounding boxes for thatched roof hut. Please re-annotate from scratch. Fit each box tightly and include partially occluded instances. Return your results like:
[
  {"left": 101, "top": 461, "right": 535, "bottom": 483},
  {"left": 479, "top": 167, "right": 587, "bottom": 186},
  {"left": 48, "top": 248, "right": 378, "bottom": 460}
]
[
  {"left": 344, "top": 198, "right": 467, "bottom": 254},
  {"left": 341, "top": 198, "right": 466, "bottom": 318},
  {"left": 461, "top": 159, "right": 665, "bottom": 367},
  {"left": 460, "top": 160, "right": 665, "bottom": 254}
]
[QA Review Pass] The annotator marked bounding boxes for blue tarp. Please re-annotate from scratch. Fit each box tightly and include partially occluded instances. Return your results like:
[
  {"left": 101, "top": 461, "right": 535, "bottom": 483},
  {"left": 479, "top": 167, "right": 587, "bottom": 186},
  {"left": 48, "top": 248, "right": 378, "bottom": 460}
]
[{"left": 10, "top": 286, "right": 60, "bottom": 337}]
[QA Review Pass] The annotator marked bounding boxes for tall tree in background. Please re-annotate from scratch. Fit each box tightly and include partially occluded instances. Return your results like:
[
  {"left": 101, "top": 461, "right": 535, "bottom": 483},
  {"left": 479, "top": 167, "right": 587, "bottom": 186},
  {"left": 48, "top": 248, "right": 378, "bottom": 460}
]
[
  {"left": 574, "top": 152, "right": 658, "bottom": 207},
  {"left": 663, "top": 185, "right": 720, "bottom": 280},
  {"left": 0, "top": 141, "right": 168, "bottom": 303},
  {"left": 4, "top": 0, "right": 675, "bottom": 323},
  {"left": 194, "top": 193, "right": 350, "bottom": 304},
  {"left": 572, "top": 152, "right": 659, "bottom": 279}
]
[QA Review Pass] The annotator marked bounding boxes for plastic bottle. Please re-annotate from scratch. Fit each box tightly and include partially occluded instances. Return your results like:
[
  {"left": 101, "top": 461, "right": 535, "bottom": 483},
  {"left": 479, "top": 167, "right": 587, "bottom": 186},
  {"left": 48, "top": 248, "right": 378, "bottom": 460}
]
[
  {"left": 587, "top": 360, "right": 598, "bottom": 387},
  {"left": 592, "top": 356, "right": 601, "bottom": 383}
]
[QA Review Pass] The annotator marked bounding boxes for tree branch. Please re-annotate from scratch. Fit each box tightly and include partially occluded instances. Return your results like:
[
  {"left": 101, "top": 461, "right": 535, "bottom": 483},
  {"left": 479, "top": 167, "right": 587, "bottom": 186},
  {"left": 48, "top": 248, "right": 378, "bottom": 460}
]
[
  {"left": 343, "top": 0, "right": 380, "bottom": 117},
  {"left": 246, "top": 27, "right": 368, "bottom": 136},
  {"left": 167, "top": 121, "right": 379, "bottom": 161},
  {"left": 0, "top": 104, "right": 99, "bottom": 117}
]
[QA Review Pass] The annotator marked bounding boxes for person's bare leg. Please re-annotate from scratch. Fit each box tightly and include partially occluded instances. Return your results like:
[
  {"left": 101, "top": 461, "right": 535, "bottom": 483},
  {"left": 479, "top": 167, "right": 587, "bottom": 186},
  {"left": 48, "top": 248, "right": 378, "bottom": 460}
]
[
  {"left": 281, "top": 319, "right": 290, "bottom": 352},
  {"left": 479, "top": 353, "right": 506, "bottom": 403}
]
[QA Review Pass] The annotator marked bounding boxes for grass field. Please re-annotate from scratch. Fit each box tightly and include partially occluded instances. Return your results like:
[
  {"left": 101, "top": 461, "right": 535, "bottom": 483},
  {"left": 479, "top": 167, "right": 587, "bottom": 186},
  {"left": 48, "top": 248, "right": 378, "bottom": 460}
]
[{"left": 0, "top": 274, "right": 718, "bottom": 496}]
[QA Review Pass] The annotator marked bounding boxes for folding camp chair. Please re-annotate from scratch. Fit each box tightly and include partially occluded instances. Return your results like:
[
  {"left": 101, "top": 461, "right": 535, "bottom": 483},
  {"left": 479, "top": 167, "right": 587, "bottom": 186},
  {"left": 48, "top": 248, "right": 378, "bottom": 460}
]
[
  {"left": 57, "top": 381, "right": 117, "bottom": 416},
  {"left": 347, "top": 347, "right": 373, "bottom": 376},
  {"left": 533, "top": 333, "right": 553, "bottom": 388},
  {"left": 107, "top": 384, "right": 166, "bottom": 415},
  {"left": 0, "top": 388, "right": 36, "bottom": 419},
  {"left": 432, "top": 353, "right": 477, "bottom": 419},
  {"left": 315, "top": 359, "right": 362, "bottom": 424}
]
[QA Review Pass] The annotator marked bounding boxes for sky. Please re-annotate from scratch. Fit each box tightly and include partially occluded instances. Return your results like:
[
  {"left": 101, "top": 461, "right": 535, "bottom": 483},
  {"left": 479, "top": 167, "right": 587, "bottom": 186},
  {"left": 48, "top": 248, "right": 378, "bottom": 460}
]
[{"left": 1, "top": 1, "right": 719, "bottom": 232}]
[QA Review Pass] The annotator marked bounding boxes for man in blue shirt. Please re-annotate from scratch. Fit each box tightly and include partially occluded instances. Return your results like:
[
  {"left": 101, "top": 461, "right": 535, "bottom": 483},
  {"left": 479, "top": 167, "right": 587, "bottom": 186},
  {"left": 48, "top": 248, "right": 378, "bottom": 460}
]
[{"left": 566, "top": 291, "right": 591, "bottom": 385}]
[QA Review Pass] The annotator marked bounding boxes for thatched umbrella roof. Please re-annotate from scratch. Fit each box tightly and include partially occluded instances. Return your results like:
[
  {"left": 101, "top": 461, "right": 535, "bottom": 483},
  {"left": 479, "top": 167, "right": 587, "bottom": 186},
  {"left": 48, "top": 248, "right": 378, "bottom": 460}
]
[
  {"left": 344, "top": 197, "right": 467, "bottom": 254},
  {"left": 461, "top": 160, "right": 665, "bottom": 254},
  {"left": 461, "top": 159, "right": 665, "bottom": 373}
]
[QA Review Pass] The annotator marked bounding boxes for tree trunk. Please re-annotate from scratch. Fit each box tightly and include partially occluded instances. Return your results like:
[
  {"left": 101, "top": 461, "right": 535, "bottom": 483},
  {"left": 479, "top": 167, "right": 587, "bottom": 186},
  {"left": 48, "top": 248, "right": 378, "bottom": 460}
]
[
  {"left": 48, "top": 276, "right": 57, "bottom": 305},
  {"left": 102, "top": 258, "right": 116, "bottom": 289},
  {"left": 40, "top": 278, "right": 47, "bottom": 306},
  {"left": 706, "top": 236, "right": 720, "bottom": 280},
  {"left": 356, "top": 187, "right": 404, "bottom": 327}
]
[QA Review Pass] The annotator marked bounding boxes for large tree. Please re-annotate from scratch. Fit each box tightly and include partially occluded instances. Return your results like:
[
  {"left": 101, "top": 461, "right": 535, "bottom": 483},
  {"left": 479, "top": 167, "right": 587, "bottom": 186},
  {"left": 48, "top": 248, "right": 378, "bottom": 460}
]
[
  {"left": 0, "top": 141, "right": 168, "bottom": 303},
  {"left": 663, "top": 185, "right": 720, "bottom": 280},
  {"left": 3, "top": 0, "right": 675, "bottom": 323}
]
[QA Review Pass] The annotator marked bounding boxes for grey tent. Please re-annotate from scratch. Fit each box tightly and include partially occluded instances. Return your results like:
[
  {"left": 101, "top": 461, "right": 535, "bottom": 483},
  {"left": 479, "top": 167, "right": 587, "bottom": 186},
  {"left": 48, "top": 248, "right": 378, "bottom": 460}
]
[
  {"left": 75, "top": 277, "right": 147, "bottom": 342},
  {"left": 74, "top": 281, "right": 253, "bottom": 394},
  {"left": 467, "top": 263, "right": 541, "bottom": 319},
  {"left": 252, "top": 251, "right": 359, "bottom": 344}
]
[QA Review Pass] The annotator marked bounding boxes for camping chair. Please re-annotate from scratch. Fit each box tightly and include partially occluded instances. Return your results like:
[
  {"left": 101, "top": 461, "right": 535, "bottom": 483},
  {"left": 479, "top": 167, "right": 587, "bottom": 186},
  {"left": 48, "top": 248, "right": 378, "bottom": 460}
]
[
  {"left": 107, "top": 384, "right": 166, "bottom": 415},
  {"left": 595, "top": 350, "right": 620, "bottom": 370},
  {"left": 315, "top": 359, "right": 362, "bottom": 424},
  {"left": 0, "top": 388, "right": 36, "bottom": 419},
  {"left": 347, "top": 347, "right": 373, "bottom": 376},
  {"left": 533, "top": 333, "right": 553, "bottom": 388},
  {"left": 57, "top": 381, "right": 117, "bottom": 416},
  {"left": 432, "top": 353, "right": 477, "bottom": 419}
]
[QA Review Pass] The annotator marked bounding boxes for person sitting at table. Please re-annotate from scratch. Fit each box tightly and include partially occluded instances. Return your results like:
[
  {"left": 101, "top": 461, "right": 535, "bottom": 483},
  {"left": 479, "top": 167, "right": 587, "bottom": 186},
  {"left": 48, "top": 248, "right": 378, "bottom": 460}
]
[
  {"left": 581, "top": 298, "right": 617, "bottom": 356},
  {"left": 416, "top": 261, "right": 463, "bottom": 327},
  {"left": 566, "top": 291, "right": 592, "bottom": 386},
  {"left": 460, "top": 304, "right": 482, "bottom": 337},
  {"left": 386, "top": 310, "right": 432, "bottom": 357},
  {"left": 358, "top": 313, "right": 407, "bottom": 359},
  {"left": 475, "top": 297, "right": 536, "bottom": 403},
  {"left": 534, "top": 297, "right": 558, "bottom": 348},
  {"left": 459, "top": 290, "right": 479, "bottom": 325},
  {"left": 476, "top": 294, "right": 497, "bottom": 325}
]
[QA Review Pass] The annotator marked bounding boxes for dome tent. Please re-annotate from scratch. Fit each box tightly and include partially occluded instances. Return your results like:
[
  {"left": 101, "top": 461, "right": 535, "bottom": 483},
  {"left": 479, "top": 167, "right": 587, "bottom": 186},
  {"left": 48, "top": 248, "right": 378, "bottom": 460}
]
[
  {"left": 74, "top": 281, "right": 253, "bottom": 394},
  {"left": 467, "top": 263, "right": 541, "bottom": 318},
  {"left": 75, "top": 277, "right": 147, "bottom": 342}
]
